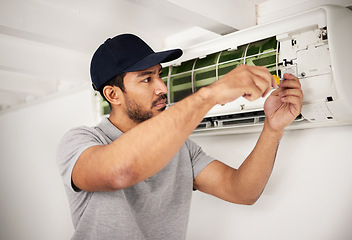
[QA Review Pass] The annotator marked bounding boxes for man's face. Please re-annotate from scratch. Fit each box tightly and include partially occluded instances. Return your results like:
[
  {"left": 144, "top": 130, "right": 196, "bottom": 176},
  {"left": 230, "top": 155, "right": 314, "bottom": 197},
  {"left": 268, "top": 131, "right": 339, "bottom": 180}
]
[{"left": 122, "top": 64, "right": 168, "bottom": 124}]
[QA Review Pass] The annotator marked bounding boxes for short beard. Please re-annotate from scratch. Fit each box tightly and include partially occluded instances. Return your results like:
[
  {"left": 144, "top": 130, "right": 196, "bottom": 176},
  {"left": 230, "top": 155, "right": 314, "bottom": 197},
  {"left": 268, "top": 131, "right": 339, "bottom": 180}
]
[{"left": 124, "top": 94, "right": 167, "bottom": 124}]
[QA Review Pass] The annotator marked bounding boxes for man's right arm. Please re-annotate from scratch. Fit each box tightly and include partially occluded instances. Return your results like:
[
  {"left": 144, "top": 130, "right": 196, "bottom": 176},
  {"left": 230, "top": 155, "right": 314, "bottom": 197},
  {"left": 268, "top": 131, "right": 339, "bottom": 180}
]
[{"left": 71, "top": 65, "right": 275, "bottom": 192}]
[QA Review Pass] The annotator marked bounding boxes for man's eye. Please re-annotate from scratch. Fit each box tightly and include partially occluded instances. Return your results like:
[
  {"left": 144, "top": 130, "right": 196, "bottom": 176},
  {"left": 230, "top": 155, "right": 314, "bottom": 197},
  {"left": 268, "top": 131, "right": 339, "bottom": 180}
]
[{"left": 142, "top": 77, "right": 151, "bottom": 83}]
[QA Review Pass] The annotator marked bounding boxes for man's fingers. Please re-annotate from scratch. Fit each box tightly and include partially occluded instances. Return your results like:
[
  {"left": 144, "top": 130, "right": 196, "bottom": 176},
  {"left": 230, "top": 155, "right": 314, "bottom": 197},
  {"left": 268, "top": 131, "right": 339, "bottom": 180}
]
[
  {"left": 247, "top": 66, "right": 273, "bottom": 97},
  {"left": 248, "top": 66, "right": 273, "bottom": 85},
  {"left": 281, "top": 95, "right": 303, "bottom": 114},
  {"left": 251, "top": 74, "right": 272, "bottom": 98},
  {"left": 242, "top": 84, "right": 264, "bottom": 101},
  {"left": 283, "top": 73, "right": 297, "bottom": 80},
  {"left": 279, "top": 88, "right": 303, "bottom": 99},
  {"left": 279, "top": 79, "right": 301, "bottom": 89},
  {"left": 248, "top": 66, "right": 273, "bottom": 82},
  {"left": 214, "top": 65, "right": 277, "bottom": 104},
  {"left": 280, "top": 73, "right": 301, "bottom": 85}
]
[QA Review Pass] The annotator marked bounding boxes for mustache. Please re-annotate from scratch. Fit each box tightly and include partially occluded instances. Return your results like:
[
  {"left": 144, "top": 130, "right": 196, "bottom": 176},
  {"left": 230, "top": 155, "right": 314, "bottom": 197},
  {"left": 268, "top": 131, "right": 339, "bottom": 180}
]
[{"left": 152, "top": 94, "right": 167, "bottom": 107}]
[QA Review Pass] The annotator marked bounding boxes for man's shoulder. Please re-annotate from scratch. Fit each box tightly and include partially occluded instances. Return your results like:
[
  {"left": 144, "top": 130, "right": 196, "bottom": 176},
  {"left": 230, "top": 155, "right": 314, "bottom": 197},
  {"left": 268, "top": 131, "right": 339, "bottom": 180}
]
[
  {"left": 62, "top": 125, "right": 102, "bottom": 140},
  {"left": 57, "top": 124, "right": 107, "bottom": 153}
]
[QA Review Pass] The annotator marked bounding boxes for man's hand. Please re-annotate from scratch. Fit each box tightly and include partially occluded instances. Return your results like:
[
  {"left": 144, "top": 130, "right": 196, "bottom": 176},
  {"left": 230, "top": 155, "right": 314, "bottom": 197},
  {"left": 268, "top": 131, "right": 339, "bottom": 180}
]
[
  {"left": 264, "top": 73, "right": 303, "bottom": 132},
  {"left": 207, "top": 65, "right": 274, "bottom": 106}
]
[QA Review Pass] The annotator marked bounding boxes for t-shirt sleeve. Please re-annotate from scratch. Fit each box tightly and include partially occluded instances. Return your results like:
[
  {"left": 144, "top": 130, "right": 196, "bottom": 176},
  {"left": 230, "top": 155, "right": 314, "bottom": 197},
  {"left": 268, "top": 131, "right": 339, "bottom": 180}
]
[
  {"left": 185, "top": 138, "right": 216, "bottom": 180},
  {"left": 56, "top": 126, "right": 104, "bottom": 192}
]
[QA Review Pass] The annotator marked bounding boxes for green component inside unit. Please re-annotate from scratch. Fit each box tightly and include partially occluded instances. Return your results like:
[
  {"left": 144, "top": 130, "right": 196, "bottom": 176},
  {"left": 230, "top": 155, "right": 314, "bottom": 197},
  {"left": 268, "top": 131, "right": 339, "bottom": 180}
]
[
  {"left": 247, "top": 37, "right": 277, "bottom": 56},
  {"left": 245, "top": 37, "right": 277, "bottom": 75},
  {"left": 219, "top": 44, "right": 247, "bottom": 63},
  {"left": 247, "top": 44, "right": 260, "bottom": 56},
  {"left": 218, "top": 60, "right": 242, "bottom": 78},
  {"left": 161, "top": 67, "right": 169, "bottom": 104},
  {"left": 170, "top": 73, "right": 193, "bottom": 102},
  {"left": 171, "top": 59, "right": 195, "bottom": 74},
  {"left": 261, "top": 37, "right": 277, "bottom": 52},
  {"left": 160, "top": 67, "right": 169, "bottom": 78},
  {"left": 250, "top": 55, "right": 277, "bottom": 74},
  {"left": 162, "top": 77, "right": 169, "bottom": 104},
  {"left": 163, "top": 36, "right": 277, "bottom": 104},
  {"left": 194, "top": 52, "right": 219, "bottom": 69},
  {"left": 101, "top": 97, "right": 110, "bottom": 115},
  {"left": 194, "top": 66, "right": 216, "bottom": 91}
]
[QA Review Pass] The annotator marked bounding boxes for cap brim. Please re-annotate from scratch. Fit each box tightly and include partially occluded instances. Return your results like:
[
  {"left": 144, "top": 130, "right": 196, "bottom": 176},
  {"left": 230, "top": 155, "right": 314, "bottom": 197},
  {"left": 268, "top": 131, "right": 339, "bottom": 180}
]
[{"left": 124, "top": 48, "right": 182, "bottom": 72}]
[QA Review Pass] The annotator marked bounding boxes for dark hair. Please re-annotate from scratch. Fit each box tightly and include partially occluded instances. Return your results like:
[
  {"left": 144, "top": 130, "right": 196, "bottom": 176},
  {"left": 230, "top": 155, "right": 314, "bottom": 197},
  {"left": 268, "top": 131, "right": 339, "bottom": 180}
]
[{"left": 99, "top": 72, "right": 126, "bottom": 108}]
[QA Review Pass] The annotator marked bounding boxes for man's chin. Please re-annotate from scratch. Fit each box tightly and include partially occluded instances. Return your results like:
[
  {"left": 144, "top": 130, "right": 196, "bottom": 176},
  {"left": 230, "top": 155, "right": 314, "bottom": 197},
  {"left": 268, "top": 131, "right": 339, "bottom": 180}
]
[{"left": 158, "top": 106, "right": 166, "bottom": 112}]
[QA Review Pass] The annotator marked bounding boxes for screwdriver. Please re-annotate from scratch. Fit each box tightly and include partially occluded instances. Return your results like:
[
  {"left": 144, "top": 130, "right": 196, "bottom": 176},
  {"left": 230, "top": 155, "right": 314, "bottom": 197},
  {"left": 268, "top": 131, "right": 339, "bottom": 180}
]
[{"left": 273, "top": 74, "right": 280, "bottom": 86}]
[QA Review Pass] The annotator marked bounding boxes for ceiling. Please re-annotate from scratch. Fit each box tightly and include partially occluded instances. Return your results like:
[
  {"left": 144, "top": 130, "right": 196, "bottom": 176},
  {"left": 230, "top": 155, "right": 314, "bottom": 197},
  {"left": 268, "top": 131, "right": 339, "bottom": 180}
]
[{"left": 0, "top": 0, "right": 351, "bottom": 114}]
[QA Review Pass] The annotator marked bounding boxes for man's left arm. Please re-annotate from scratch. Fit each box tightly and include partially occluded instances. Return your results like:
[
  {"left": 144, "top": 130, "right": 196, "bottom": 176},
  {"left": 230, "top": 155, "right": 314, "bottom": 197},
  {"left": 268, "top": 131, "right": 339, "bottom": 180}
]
[{"left": 193, "top": 73, "right": 303, "bottom": 205}]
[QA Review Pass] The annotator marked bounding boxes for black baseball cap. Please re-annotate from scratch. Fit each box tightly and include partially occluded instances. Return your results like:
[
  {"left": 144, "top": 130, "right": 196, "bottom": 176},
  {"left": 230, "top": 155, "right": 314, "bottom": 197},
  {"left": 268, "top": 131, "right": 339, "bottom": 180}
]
[{"left": 90, "top": 33, "right": 183, "bottom": 91}]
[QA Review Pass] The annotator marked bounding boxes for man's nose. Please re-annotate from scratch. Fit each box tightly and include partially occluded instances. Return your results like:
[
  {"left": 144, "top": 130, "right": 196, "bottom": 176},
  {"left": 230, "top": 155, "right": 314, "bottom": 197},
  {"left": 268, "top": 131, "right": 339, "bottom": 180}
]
[{"left": 155, "top": 78, "right": 168, "bottom": 95}]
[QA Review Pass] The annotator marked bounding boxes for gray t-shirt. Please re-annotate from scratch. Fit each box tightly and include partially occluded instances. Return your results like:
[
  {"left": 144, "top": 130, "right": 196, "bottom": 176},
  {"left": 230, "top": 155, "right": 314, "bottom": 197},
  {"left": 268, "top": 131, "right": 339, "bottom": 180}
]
[{"left": 57, "top": 117, "right": 215, "bottom": 240}]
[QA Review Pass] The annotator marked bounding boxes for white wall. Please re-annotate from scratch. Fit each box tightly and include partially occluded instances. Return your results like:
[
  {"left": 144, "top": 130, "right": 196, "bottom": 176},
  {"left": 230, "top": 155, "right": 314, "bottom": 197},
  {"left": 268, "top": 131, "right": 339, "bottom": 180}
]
[
  {"left": 188, "top": 126, "right": 352, "bottom": 240},
  {"left": 0, "top": 87, "right": 95, "bottom": 240}
]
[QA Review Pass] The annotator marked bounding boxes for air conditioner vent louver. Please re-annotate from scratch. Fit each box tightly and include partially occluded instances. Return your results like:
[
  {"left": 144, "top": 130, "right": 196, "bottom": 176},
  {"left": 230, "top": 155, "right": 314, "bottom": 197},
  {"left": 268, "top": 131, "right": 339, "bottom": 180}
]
[{"left": 195, "top": 111, "right": 304, "bottom": 132}]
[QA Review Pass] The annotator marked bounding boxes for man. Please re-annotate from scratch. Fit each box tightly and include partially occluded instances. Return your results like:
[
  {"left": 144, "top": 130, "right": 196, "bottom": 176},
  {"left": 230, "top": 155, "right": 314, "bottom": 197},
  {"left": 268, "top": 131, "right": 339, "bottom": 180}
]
[{"left": 57, "top": 33, "right": 303, "bottom": 239}]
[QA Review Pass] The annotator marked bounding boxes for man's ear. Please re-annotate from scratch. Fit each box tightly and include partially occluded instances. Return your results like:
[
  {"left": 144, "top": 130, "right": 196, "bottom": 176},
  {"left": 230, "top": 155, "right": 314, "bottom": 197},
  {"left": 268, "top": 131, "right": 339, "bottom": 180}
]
[{"left": 103, "top": 86, "right": 123, "bottom": 106}]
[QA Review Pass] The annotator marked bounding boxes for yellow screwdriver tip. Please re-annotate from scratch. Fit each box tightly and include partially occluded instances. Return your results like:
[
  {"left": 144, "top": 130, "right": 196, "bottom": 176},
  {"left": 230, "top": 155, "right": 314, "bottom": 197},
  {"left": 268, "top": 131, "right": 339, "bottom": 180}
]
[{"left": 273, "top": 74, "right": 280, "bottom": 86}]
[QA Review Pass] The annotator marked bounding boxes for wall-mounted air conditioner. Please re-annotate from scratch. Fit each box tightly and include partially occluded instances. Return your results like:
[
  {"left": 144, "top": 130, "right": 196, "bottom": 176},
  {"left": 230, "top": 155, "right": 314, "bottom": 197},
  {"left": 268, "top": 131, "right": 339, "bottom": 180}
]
[
  {"left": 161, "top": 5, "right": 352, "bottom": 135},
  {"left": 96, "top": 5, "right": 352, "bottom": 136}
]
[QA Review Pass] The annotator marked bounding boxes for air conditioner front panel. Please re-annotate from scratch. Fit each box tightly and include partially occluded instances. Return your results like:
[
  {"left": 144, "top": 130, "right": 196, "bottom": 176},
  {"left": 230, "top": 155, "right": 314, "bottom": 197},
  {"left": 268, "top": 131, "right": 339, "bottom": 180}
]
[
  {"left": 161, "top": 24, "right": 337, "bottom": 131},
  {"left": 162, "top": 5, "right": 351, "bottom": 134}
]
